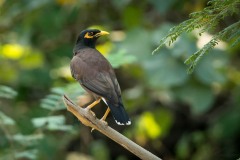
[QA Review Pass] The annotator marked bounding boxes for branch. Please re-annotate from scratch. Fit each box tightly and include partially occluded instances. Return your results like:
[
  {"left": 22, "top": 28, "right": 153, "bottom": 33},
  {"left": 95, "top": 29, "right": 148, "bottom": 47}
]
[{"left": 62, "top": 95, "right": 162, "bottom": 160}]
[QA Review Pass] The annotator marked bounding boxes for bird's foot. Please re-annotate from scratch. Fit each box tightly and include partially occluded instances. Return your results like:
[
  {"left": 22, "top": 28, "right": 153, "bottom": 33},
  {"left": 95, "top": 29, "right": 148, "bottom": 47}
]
[
  {"left": 85, "top": 108, "right": 96, "bottom": 117},
  {"left": 100, "top": 118, "right": 108, "bottom": 126},
  {"left": 90, "top": 118, "right": 108, "bottom": 133},
  {"left": 90, "top": 111, "right": 96, "bottom": 117}
]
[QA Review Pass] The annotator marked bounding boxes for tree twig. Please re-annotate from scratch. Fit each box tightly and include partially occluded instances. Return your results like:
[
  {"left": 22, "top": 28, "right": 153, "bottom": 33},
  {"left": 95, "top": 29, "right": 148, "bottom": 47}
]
[{"left": 62, "top": 95, "right": 162, "bottom": 160}]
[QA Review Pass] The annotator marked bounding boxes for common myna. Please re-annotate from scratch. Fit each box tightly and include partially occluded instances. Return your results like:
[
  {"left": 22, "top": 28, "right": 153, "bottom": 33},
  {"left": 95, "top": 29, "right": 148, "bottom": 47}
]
[{"left": 70, "top": 29, "right": 131, "bottom": 125}]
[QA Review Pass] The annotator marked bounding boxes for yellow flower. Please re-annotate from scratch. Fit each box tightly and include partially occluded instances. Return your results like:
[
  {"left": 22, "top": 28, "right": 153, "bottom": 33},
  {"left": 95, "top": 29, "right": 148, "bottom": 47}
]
[
  {"left": 138, "top": 112, "right": 161, "bottom": 139},
  {"left": 1, "top": 44, "right": 25, "bottom": 60}
]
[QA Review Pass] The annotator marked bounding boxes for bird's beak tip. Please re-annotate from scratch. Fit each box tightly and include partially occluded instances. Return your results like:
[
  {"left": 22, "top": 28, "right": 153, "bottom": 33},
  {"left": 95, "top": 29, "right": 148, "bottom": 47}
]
[{"left": 100, "top": 31, "right": 110, "bottom": 36}]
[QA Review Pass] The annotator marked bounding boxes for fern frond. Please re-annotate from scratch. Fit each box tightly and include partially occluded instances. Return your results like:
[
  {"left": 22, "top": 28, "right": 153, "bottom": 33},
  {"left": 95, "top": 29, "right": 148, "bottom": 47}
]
[
  {"left": 152, "top": 0, "right": 240, "bottom": 73},
  {"left": 231, "top": 36, "right": 240, "bottom": 47},
  {"left": 40, "top": 83, "right": 84, "bottom": 111},
  {"left": 185, "top": 20, "right": 240, "bottom": 73},
  {"left": 0, "top": 85, "right": 17, "bottom": 99},
  {"left": 0, "top": 111, "right": 16, "bottom": 125}
]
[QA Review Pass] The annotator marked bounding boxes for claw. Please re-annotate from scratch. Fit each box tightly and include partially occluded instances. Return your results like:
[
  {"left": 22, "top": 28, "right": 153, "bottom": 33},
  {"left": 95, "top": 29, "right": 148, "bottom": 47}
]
[
  {"left": 90, "top": 118, "right": 108, "bottom": 133},
  {"left": 100, "top": 119, "right": 108, "bottom": 126},
  {"left": 85, "top": 107, "right": 90, "bottom": 112},
  {"left": 85, "top": 108, "right": 96, "bottom": 117},
  {"left": 90, "top": 110, "right": 96, "bottom": 117}
]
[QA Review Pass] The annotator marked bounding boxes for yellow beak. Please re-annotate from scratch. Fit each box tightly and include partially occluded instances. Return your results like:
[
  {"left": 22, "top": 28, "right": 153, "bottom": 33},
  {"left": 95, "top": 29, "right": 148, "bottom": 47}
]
[{"left": 95, "top": 31, "right": 110, "bottom": 37}]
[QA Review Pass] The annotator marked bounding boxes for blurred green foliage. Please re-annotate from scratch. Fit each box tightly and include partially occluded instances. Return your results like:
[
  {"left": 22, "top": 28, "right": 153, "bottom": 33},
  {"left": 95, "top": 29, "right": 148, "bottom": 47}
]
[
  {"left": 0, "top": 0, "right": 240, "bottom": 160},
  {"left": 153, "top": 0, "right": 240, "bottom": 73}
]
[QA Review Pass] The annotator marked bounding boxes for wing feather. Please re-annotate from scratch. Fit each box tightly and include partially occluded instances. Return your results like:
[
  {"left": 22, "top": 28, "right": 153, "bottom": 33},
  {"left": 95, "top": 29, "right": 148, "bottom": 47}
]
[{"left": 70, "top": 49, "right": 120, "bottom": 102}]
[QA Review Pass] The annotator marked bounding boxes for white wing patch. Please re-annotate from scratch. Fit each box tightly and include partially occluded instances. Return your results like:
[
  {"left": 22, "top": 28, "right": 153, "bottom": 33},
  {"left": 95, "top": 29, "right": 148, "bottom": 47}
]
[{"left": 101, "top": 97, "right": 108, "bottom": 105}]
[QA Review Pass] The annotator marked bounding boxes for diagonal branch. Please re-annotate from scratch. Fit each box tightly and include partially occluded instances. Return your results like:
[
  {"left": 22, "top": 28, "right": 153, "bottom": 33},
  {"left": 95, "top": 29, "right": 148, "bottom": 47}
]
[{"left": 62, "top": 95, "right": 162, "bottom": 160}]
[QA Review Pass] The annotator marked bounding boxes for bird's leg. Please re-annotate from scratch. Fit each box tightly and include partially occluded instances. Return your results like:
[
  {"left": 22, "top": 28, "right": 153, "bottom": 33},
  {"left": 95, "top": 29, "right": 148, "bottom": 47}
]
[
  {"left": 85, "top": 99, "right": 101, "bottom": 117},
  {"left": 91, "top": 107, "right": 110, "bottom": 132},
  {"left": 86, "top": 98, "right": 101, "bottom": 110},
  {"left": 101, "top": 107, "right": 110, "bottom": 121},
  {"left": 100, "top": 107, "right": 110, "bottom": 126}
]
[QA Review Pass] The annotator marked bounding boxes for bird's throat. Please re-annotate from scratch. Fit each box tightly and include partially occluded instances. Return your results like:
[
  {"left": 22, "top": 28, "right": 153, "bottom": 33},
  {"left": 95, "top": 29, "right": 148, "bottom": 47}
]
[{"left": 74, "top": 39, "right": 96, "bottom": 52}]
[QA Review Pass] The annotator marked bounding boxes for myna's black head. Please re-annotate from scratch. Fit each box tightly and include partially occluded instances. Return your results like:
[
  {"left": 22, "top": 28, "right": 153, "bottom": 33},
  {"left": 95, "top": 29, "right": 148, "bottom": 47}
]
[{"left": 76, "top": 29, "right": 109, "bottom": 49}]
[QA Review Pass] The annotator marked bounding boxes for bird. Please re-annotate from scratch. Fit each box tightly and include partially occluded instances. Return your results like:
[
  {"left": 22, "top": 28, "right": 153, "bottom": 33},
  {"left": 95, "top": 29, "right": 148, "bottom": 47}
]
[{"left": 70, "top": 29, "right": 131, "bottom": 125}]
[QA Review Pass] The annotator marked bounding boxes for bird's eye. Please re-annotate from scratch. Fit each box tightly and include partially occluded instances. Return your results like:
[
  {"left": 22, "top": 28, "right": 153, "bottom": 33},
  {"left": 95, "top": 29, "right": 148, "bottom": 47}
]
[{"left": 88, "top": 32, "right": 94, "bottom": 36}]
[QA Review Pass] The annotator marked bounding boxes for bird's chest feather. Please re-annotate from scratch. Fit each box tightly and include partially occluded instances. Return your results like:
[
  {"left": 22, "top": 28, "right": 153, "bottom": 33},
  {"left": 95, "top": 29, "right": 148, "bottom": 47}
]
[
  {"left": 71, "top": 49, "right": 111, "bottom": 81},
  {"left": 78, "top": 50, "right": 109, "bottom": 70}
]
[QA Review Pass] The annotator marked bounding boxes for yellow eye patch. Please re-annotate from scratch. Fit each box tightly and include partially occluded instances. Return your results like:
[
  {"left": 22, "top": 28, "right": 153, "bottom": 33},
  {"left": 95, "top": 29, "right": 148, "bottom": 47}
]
[{"left": 84, "top": 32, "right": 94, "bottom": 39}]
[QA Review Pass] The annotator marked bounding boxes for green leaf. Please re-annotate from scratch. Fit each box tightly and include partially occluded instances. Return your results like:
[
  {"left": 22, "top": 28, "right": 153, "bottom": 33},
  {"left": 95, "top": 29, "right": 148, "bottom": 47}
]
[
  {"left": 144, "top": 51, "right": 188, "bottom": 88},
  {"left": 152, "top": 24, "right": 174, "bottom": 45},
  {"left": 15, "top": 149, "right": 38, "bottom": 160},
  {"left": 231, "top": 36, "right": 240, "bottom": 48},
  {"left": 0, "top": 85, "right": 17, "bottom": 99},
  {"left": 176, "top": 135, "right": 190, "bottom": 159},
  {"left": 107, "top": 50, "right": 136, "bottom": 68},
  {"left": 0, "top": 62, "right": 18, "bottom": 83},
  {"left": 47, "top": 125, "right": 73, "bottom": 131},
  {"left": 185, "top": 38, "right": 220, "bottom": 74},
  {"left": 19, "top": 51, "right": 44, "bottom": 69},
  {"left": 31, "top": 115, "right": 73, "bottom": 131},
  {"left": 111, "top": 0, "right": 130, "bottom": 10},
  {"left": 211, "top": 107, "right": 240, "bottom": 139},
  {"left": 40, "top": 95, "right": 65, "bottom": 111},
  {"left": 41, "top": 83, "right": 85, "bottom": 111},
  {"left": 171, "top": 33, "right": 198, "bottom": 58},
  {"left": 175, "top": 83, "right": 214, "bottom": 115},
  {"left": 195, "top": 50, "right": 228, "bottom": 84},
  {"left": 121, "top": 28, "right": 152, "bottom": 60},
  {"left": 123, "top": 6, "right": 143, "bottom": 28},
  {"left": 149, "top": 0, "right": 176, "bottom": 14},
  {"left": 0, "top": 111, "right": 15, "bottom": 125},
  {"left": 153, "top": 108, "right": 173, "bottom": 137},
  {"left": 13, "top": 134, "right": 43, "bottom": 146},
  {"left": 50, "top": 87, "right": 65, "bottom": 95}
]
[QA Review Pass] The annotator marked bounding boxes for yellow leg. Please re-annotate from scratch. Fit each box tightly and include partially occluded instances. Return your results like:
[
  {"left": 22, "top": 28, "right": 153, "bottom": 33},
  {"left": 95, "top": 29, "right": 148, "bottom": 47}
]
[
  {"left": 101, "top": 107, "right": 110, "bottom": 121},
  {"left": 86, "top": 99, "right": 101, "bottom": 110},
  {"left": 91, "top": 107, "right": 110, "bottom": 132}
]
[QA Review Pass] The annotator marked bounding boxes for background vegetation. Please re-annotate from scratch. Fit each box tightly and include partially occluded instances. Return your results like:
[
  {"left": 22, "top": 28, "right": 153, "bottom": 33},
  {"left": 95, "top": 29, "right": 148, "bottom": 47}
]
[{"left": 0, "top": 0, "right": 240, "bottom": 159}]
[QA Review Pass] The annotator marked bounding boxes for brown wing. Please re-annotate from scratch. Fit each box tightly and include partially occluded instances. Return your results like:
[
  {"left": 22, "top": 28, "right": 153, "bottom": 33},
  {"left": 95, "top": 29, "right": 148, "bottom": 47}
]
[{"left": 70, "top": 48, "right": 121, "bottom": 102}]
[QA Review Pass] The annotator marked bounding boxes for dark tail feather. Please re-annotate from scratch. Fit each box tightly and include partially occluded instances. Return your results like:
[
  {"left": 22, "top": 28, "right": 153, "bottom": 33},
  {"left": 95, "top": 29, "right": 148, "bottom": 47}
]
[{"left": 106, "top": 100, "right": 131, "bottom": 125}]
